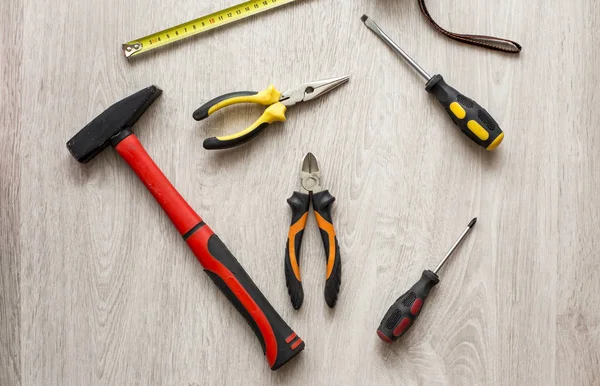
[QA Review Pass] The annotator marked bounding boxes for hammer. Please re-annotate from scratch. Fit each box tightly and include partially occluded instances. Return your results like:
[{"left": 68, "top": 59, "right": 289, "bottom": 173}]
[{"left": 66, "top": 86, "right": 304, "bottom": 370}]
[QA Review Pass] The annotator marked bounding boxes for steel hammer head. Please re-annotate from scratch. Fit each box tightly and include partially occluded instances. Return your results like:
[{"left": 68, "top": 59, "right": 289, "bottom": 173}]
[{"left": 67, "top": 86, "right": 162, "bottom": 163}]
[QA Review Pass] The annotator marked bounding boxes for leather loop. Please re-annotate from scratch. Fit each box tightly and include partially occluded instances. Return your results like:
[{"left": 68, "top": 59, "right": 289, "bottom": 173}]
[{"left": 418, "top": 0, "right": 522, "bottom": 53}]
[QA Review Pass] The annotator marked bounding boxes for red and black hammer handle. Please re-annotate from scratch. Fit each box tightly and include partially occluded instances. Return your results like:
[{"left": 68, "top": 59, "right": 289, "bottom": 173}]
[{"left": 115, "top": 134, "right": 304, "bottom": 370}]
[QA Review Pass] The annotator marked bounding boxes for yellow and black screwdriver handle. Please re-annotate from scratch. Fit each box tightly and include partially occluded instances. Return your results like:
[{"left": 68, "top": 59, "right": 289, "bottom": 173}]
[
  {"left": 425, "top": 75, "right": 504, "bottom": 150},
  {"left": 284, "top": 191, "right": 342, "bottom": 310},
  {"left": 193, "top": 85, "right": 287, "bottom": 150}
]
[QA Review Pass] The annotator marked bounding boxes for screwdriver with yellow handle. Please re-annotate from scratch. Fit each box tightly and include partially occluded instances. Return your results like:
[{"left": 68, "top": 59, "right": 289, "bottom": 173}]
[{"left": 361, "top": 15, "right": 504, "bottom": 151}]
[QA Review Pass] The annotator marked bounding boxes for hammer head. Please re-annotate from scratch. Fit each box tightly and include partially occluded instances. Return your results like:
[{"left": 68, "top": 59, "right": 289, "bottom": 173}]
[{"left": 67, "top": 86, "right": 162, "bottom": 163}]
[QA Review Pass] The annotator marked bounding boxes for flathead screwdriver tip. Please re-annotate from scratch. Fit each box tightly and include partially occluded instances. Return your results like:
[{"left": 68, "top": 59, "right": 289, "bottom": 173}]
[{"left": 469, "top": 218, "right": 477, "bottom": 228}]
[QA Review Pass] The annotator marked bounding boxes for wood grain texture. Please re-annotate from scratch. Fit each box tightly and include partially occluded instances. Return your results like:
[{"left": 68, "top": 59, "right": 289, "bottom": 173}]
[
  {"left": 1, "top": 0, "right": 23, "bottom": 385},
  {"left": 1, "top": 0, "right": 599, "bottom": 384}
]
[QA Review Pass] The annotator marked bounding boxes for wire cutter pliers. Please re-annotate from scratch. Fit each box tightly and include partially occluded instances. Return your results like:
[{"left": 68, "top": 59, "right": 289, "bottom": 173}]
[
  {"left": 193, "top": 76, "right": 349, "bottom": 150},
  {"left": 285, "top": 153, "right": 341, "bottom": 310}
]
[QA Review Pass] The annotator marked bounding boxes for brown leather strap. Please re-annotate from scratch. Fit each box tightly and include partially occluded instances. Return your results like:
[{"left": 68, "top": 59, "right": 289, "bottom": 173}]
[{"left": 418, "top": 0, "right": 522, "bottom": 53}]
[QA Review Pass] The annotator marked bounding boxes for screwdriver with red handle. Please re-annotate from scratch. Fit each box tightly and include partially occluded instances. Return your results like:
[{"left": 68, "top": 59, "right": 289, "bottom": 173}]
[{"left": 377, "top": 218, "right": 477, "bottom": 343}]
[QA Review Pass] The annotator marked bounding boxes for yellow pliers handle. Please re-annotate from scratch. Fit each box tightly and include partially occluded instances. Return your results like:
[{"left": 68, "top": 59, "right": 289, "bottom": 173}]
[{"left": 193, "top": 85, "right": 287, "bottom": 150}]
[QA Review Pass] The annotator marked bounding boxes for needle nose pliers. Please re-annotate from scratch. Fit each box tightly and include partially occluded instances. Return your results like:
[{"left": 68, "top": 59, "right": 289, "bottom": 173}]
[
  {"left": 285, "top": 153, "right": 341, "bottom": 310},
  {"left": 193, "top": 76, "right": 349, "bottom": 150}
]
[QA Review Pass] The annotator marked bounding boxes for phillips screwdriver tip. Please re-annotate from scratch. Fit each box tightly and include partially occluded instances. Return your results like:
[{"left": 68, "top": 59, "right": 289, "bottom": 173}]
[
  {"left": 361, "top": 14, "right": 369, "bottom": 22},
  {"left": 433, "top": 218, "right": 477, "bottom": 274}
]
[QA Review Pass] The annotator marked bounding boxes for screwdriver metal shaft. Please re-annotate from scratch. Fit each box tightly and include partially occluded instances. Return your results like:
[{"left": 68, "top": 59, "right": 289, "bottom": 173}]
[
  {"left": 434, "top": 218, "right": 477, "bottom": 274},
  {"left": 361, "top": 15, "right": 432, "bottom": 81},
  {"left": 361, "top": 15, "right": 505, "bottom": 151},
  {"left": 376, "top": 218, "right": 477, "bottom": 343}
]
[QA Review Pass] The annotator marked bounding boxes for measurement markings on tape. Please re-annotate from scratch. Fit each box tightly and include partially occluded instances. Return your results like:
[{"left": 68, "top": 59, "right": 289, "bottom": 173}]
[{"left": 123, "top": 0, "right": 295, "bottom": 59}]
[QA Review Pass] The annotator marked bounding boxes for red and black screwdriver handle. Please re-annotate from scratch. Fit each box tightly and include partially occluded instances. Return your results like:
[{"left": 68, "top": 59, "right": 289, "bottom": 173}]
[
  {"left": 377, "top": 270, "right": 439, "bottom": 343},
  {"left": 113, "top": 131, "right": 304, "bottom": 370},
  {"left": 284, "top": 190, "right": 341, "bottom": 309}
]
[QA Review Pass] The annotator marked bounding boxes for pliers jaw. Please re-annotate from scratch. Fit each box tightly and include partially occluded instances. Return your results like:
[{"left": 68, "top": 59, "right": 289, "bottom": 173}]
[
  {"left": 300, "top": 152, "right": 323, "bottom": 194},
  {"left": 280, "top": 76, "right": 350, "bottom": 107}
]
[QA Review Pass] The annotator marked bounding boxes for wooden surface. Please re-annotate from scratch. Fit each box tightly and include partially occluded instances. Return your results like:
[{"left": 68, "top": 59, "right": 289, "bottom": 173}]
[{"left": 2, "top": 0, "right": 599, "bottom": 384}]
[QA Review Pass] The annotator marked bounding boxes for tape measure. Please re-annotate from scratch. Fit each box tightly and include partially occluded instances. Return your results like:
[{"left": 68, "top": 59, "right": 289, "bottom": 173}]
[{"left": 122, "top": 0, "right": 295, "bottom": 59}]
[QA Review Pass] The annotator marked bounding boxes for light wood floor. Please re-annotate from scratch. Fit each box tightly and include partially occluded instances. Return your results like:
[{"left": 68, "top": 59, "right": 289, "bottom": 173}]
[{"left": 2, "top": 0, "right": 599, "bottom": 384}]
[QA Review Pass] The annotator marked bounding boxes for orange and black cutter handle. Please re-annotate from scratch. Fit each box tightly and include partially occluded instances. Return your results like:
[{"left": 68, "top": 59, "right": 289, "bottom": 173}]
[
  {"left": 312, "top": 190, "right": 342, "bottom": 308},
  {"left": 284, "top": 192, "right": 310, "bottom": 310},
  {"left": 376, "top": 270, "right": 439, "bottom": 343},
  {"left": 114, "top": 133, "right": 304, "bottom": 370}
]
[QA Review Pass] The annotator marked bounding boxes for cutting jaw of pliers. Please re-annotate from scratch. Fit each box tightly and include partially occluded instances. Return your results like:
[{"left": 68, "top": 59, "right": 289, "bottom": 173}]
[
  {"left": 285, "top": 153, "right": 342, "bottom": 310},
  {"left": 193, "top": 76, "right": 349, "bottom": 150}
]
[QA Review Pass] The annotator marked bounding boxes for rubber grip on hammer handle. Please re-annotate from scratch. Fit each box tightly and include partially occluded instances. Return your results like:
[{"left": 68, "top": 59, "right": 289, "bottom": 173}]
[
  {"left": 187, "top": 226, "right": 305, "bottom": 370},
  {"left": 114, "top": 134, "right": 304, "bottom": 370}
]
